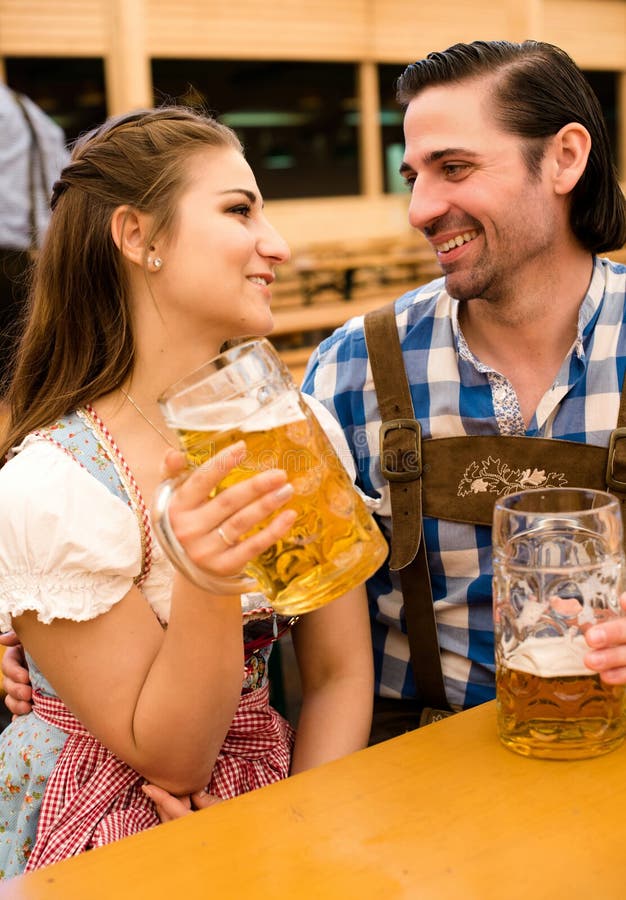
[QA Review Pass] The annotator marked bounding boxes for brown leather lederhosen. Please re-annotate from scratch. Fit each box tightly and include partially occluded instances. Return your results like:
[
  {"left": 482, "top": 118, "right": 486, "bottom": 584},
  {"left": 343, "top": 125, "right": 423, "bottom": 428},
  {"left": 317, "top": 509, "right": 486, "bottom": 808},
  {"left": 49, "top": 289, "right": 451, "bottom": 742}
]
[{"left": 364, "top": 300, "right": 626, "bottom": 724}]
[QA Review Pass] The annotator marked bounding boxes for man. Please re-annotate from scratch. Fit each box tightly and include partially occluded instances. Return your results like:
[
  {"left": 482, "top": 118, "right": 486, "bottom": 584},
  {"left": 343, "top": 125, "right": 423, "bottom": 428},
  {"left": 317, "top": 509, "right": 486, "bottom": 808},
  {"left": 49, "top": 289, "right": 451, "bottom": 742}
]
[
  {"left": 301, "top": 39, "right": 626, "bottom": 741},
  {"left": 0, "top": 83, "right": 69, "bottom": 398}
]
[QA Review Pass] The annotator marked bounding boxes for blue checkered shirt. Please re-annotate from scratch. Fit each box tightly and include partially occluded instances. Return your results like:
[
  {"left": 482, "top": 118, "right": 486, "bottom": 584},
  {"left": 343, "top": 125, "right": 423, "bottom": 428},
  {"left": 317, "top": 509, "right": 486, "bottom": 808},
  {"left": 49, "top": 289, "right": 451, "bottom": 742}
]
[{"left": 301, "top": 256, "right": 626, "bottom": 710}]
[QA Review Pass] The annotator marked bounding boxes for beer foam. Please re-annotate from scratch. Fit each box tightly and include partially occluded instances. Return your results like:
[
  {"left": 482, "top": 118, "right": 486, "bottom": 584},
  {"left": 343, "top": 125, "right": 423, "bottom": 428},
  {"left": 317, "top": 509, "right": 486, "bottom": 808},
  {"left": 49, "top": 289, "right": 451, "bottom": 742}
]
[
  {"left": 504, "top": 634, "right": 591, "bottom": 678},
  {"left": 171, "top": 389, "right": 306, "bottom": 432}
]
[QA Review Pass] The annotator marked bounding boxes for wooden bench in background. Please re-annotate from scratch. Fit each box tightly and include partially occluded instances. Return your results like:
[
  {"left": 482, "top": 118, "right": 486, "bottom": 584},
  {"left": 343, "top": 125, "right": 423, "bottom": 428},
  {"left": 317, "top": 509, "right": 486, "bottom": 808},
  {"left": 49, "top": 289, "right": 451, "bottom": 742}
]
[
  {"left": 271, "top": 295, "right": 389, "bottom": 384},
  {"left": 270, "top": 235, "right": 442, "bottom": 382},
  {"left": 289, "top": 236, "right": 441, "bottom": 304}
]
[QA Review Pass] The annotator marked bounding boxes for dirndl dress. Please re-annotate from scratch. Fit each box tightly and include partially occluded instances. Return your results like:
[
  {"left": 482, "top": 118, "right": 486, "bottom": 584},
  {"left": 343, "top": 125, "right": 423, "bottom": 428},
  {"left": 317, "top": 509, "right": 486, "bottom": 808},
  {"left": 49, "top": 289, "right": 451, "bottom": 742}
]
[{"left": 0, "top": 407, "right": 295, "bottom": 877}]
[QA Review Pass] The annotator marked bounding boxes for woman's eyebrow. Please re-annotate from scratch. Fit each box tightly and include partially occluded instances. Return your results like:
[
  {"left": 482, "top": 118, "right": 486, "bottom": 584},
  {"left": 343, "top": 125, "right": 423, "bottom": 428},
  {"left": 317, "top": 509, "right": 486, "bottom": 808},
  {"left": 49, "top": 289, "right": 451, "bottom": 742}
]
[{"left": 218, "top": 188, "right": 259, "bottom": 205}]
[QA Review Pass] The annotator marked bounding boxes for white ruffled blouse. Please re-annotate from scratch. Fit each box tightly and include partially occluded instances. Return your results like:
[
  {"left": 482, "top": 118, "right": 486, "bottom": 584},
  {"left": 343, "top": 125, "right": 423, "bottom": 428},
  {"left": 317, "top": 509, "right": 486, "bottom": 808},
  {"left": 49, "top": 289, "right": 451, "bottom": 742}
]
[{"left": 0, "top": 434, "right": 173, "bottom": 632}]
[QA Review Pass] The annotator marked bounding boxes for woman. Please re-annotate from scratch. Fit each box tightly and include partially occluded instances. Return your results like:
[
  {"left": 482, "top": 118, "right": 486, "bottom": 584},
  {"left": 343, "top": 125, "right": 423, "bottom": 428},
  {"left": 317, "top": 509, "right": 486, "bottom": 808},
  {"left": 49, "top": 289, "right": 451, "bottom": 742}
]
[{"left": 0, "top": 107, "right": 373, "bottom": 877}]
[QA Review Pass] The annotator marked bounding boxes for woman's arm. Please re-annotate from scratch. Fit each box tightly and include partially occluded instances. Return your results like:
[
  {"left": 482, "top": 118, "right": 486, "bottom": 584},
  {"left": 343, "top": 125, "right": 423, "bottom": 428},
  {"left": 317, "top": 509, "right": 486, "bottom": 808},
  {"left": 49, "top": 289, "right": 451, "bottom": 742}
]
[
  {"left": 289, "top": 584, "right": 373, "bottom": 774},
  {"left": 11, "top": 443, "right": 296, "bottom": 795}
]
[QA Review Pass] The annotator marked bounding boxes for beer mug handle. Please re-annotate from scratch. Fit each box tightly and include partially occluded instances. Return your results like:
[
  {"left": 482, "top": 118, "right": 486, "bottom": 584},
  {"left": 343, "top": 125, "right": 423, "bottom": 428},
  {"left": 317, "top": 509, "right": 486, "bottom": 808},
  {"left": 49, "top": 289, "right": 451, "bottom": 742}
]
[{"left": 152, "top": 478, "right": 257, "bottom": 595}]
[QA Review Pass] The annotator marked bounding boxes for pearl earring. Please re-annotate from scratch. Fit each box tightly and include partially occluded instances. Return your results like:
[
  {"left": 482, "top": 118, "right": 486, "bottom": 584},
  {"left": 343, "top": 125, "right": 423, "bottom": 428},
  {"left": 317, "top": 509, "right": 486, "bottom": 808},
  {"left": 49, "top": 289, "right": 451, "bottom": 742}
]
[{"left": 153, "top": 257, "right": 162, "bottom": 269}]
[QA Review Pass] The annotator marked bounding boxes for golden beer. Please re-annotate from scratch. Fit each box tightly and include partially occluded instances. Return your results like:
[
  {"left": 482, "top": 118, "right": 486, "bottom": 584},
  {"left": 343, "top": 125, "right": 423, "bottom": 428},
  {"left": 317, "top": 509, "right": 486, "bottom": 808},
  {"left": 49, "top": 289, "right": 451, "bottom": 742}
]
[
  {"left": 496, "top": 637, "right": 626, "bottom": 759},
  {"left": 493, "top": 488, "right": 626, "bottom": 759},
  {"left": 174, "top": 391, "right": 388, "bottom": 615}
]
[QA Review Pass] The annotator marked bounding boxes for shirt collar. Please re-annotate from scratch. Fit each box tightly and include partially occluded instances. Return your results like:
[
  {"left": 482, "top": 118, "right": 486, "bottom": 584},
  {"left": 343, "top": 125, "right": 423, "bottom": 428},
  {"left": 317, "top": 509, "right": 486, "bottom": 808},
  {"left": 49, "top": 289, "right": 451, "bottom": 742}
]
[{"left": 450, "top": 255, "right": 605, "bottom": 370}]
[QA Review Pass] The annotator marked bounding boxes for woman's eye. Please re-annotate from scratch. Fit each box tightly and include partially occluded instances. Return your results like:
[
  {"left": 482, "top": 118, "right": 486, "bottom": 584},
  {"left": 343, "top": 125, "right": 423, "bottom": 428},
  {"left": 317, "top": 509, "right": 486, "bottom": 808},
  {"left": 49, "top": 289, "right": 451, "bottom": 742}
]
[{"left": 229, "top": 204, "right": 252, "bottom": 217}]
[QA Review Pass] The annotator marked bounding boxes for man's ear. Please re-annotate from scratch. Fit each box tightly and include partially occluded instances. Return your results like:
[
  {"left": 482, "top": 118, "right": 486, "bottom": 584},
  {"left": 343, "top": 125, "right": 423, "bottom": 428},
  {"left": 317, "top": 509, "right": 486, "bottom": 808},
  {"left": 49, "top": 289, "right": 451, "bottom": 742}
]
[
  {"left": 110, "top": 205, "right": 152, "bottom": 267},
  {"left": 551, "top": 122, "right": 591, "bottom": 196}
]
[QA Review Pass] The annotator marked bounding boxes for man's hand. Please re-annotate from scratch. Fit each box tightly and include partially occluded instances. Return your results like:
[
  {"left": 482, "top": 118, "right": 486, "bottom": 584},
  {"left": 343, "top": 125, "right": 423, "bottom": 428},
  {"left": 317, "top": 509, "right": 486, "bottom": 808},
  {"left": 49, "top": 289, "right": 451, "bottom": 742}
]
[
  {"left": 584, "top": 594, "right": 626, "bottom": 684},
  {"left": 0, "top": 631, "right": 32, "bottom": 716}
]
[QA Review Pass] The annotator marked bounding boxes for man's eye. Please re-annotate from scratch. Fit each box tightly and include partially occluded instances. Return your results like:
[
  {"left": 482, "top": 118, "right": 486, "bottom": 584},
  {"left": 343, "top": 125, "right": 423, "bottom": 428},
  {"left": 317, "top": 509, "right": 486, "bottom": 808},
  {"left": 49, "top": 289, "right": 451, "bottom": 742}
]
[
  {"left": 443, "top": 164, "right": 468, "bottom": 178},
  {"left": 403, "top": 175, "right": 416, "bottom": 190}
]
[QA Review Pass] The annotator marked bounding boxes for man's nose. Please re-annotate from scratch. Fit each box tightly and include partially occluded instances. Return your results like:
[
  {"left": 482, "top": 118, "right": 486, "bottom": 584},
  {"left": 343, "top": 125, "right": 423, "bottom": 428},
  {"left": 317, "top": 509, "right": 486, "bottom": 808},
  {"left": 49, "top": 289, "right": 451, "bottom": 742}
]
[{"left": 407, "top": 177, "right": 450, "bottom": 233}]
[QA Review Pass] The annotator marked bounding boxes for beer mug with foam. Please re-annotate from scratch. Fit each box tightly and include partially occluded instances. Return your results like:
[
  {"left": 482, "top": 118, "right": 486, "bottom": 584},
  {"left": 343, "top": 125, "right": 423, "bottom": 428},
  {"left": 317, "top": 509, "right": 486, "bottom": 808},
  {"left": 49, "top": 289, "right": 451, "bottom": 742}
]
[
  {"left": 156, "top": 338, "right": 388, "bottom": 616},
  {"left": 493, "top": 487, "right": 626, "bottom": 759}
]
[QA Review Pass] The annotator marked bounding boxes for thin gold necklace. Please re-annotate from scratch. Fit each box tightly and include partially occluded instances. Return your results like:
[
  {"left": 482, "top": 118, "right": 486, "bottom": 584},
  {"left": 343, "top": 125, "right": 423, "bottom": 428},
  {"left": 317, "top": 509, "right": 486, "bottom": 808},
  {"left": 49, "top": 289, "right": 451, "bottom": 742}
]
[{"left": 120, "top": 388, "right": 178, "bottom": 450}]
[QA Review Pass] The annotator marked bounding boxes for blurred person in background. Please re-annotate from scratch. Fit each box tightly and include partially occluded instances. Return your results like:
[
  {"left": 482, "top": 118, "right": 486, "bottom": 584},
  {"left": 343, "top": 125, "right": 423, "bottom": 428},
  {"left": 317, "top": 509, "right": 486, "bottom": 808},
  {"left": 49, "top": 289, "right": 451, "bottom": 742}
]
[{"left": 0, "top": 83, "right": 70, "bottom": 401}]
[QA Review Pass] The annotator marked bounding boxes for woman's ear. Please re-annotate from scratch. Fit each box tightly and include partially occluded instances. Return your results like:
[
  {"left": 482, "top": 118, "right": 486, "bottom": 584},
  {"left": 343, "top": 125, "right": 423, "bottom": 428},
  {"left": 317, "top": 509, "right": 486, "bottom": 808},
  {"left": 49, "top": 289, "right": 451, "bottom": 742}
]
[
  {"left": 551, "top": 122, "right": 592, "bottom": 196},
  {"left": 110, "top": 205, "right": 152, "bottom": 267}
]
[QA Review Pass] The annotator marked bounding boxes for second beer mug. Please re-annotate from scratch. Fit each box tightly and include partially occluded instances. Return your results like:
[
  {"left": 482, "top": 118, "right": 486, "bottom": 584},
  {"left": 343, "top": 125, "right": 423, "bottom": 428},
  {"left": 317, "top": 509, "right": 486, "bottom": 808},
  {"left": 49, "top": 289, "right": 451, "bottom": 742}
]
[
  {"left": 156, "top": 338, "right": 388, "bottom": 615},
  {"left": 493, "top": 487, "right": 626, "bottom": 760}
]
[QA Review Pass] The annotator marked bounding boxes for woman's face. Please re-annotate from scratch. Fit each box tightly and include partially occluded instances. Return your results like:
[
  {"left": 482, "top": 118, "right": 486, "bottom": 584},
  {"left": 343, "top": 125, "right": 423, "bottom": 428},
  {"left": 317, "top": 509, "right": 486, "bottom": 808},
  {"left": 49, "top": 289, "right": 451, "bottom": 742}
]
[{"left": 153, "top": 147, "right": 290, "bottom": 348}]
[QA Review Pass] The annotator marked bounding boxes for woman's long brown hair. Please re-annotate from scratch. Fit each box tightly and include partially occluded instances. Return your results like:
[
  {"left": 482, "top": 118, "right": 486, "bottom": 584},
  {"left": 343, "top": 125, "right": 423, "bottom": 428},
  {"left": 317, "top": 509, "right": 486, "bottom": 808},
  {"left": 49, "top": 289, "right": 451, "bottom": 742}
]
[{"left": 0, "top": 107, "right": 241, "bottom": 463}]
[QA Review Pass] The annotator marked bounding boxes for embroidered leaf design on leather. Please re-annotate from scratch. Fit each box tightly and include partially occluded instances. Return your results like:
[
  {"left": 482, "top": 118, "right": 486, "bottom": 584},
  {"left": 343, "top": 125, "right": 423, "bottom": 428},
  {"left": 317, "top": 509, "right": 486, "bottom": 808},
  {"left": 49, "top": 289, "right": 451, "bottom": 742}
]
[{"left": 457, "top": 456, "right": 567, "bottom": 497}]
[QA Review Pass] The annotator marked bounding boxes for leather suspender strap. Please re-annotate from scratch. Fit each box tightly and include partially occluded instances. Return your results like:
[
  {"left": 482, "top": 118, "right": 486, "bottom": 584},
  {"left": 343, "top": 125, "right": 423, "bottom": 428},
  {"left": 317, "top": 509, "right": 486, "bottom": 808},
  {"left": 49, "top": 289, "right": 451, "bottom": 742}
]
[
  {"left": 364, "top": 302, "right": 450, "bottom": 711},
  {"left": 364, "top": 303, "right": 422, "bottom": 570},
  {"left": 401, "top": 544, "right": 450, "bottom": 711},
  {"left": 605, "top": 378, "right": 626, "bottom": 517},
  {"left": 12, "top": 90, "right": 48, "bottom": 252}
]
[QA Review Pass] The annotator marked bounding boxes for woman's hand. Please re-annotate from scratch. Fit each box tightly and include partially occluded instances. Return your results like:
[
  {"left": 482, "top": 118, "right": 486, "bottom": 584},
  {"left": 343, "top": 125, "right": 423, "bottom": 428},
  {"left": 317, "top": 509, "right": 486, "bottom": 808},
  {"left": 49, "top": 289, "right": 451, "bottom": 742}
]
[
  {"left": 159, "top": 441, "right": 296, "bottom": 582},
  {"left": 142, "top": 783, "right": 222, "bottom": 823},
  {"left": 0, "top": 631, "right": 32, "bottom": 716},
  {"left": 584, "top": 594, "right": 626, "bottom": 683}
]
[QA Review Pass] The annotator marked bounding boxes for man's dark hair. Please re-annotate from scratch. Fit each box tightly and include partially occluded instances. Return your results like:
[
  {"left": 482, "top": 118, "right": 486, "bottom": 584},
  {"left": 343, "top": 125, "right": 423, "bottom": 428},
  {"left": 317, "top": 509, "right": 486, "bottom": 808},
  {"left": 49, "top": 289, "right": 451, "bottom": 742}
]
[{"left": 396, "top": 40, "right": 626, "bottom": 254}]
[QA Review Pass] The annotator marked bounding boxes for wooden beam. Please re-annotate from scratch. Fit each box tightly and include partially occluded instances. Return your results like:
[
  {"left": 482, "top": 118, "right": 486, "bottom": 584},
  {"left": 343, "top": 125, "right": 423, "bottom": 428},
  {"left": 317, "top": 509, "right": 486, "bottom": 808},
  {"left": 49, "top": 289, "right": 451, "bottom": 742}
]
[
  {"left": 618, "top": 71, "right": 626, "bottom": 182},
  {"left": 105, "top": 0, "right": 152, "bottom": 116},
  {"left": 506, "top": 0, "right": 544, "bottom": 39},
  {"left": 357, "top": 61, "right": 383, "bottom": 197}
]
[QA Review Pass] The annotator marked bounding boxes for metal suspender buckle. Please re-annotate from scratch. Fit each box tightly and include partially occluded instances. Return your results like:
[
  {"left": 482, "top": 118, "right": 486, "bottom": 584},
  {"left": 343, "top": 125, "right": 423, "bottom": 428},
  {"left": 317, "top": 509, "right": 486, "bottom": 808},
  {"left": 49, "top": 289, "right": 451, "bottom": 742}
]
[
  {"left": 606, "top": 427, "right": 626, "bottom": 491},
  {"left": 379, "top": 418, "right": 422, "bottom": 482}
]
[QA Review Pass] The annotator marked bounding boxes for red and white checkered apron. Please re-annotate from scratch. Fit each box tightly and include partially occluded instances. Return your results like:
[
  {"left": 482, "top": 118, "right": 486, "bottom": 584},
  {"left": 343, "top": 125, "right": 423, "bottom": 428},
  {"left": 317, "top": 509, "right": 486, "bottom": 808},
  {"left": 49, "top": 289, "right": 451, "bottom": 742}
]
[
  {"left": 24, "top": 690, "right": 159, "bottom": 871},
  {"left": 208, "top": 682, "right": 295, "bottom": 799},
  {"left": 25, "top": 682, "right": 294, "bottom": 871}
]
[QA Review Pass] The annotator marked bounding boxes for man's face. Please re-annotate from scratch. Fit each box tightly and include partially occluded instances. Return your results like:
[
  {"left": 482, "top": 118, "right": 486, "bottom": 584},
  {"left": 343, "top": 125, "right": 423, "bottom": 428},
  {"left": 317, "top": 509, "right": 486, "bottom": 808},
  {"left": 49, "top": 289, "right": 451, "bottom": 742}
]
[{"left": 401, "top": 78, "right": 559, "bottom": 304}]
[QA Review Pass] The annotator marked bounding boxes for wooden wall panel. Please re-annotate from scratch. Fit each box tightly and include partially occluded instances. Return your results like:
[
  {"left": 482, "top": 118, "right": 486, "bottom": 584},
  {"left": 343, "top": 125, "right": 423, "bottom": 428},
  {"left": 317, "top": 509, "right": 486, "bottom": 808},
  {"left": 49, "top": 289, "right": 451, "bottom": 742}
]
[
  {"left": 146, "top": 0, "right": 371, "bottom": 60},
  {"left": 369, "top": 1, "right": 512, "bottom": 62},
  {"left": 0, "top": 0, "right": 108, "bottom": 55},
  {"left": 2, "top": 0, "right": 625, "bottom": 68},
  {"left": 543, "top": 0, "right": 626, "bottom": 69}
]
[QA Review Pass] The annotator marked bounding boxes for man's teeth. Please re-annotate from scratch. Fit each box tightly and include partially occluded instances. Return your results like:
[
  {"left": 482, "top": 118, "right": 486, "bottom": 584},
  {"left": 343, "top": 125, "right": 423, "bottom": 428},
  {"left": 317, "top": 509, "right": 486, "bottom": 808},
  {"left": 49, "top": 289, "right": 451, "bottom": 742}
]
[{"left": 435, "top": 230, "right": 478, "bottom": 253}]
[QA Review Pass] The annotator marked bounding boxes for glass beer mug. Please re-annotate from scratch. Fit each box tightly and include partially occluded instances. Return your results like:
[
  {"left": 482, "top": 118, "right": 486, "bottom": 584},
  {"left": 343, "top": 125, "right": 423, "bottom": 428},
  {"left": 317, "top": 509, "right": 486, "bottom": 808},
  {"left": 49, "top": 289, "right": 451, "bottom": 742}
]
[
  {"left": 493, "top": 487, "right": 626, "bottom": 759},
  {"left": 156, "top": 338, "right": 388, "bottom": 616}
]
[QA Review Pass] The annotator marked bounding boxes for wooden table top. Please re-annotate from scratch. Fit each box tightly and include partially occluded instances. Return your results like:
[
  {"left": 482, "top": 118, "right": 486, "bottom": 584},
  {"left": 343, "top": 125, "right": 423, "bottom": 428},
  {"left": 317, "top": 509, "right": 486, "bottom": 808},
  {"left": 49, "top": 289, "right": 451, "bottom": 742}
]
[{"left": 3, "top": 700, "right": 626, "bottom": 899}]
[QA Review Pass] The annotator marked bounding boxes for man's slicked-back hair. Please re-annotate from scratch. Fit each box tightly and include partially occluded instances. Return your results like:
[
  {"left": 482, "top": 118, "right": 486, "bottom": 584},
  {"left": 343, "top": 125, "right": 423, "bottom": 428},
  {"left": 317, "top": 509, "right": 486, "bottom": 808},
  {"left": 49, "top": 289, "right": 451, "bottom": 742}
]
[{"left": 396, "top": 40, "right": 626, "bottom": 254}]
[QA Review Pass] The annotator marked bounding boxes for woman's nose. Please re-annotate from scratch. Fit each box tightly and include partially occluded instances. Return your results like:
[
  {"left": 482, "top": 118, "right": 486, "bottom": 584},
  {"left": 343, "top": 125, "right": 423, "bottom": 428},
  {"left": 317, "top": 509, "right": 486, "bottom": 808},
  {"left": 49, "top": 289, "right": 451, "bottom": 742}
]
[{"left": 258, "top": 220, "right": 291, "bottom": 264}]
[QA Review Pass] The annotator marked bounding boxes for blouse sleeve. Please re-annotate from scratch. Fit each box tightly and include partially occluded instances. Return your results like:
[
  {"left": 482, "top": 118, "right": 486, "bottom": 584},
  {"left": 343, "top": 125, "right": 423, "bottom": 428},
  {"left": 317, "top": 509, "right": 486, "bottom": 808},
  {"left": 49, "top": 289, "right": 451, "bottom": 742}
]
[{"left": 0, "top": 438, "right": 142, "bottom": 632}]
